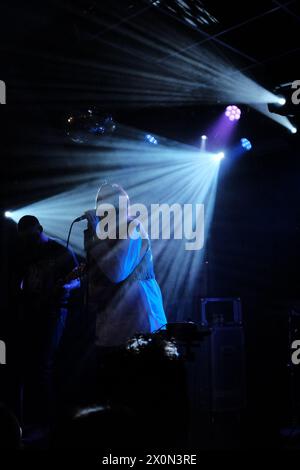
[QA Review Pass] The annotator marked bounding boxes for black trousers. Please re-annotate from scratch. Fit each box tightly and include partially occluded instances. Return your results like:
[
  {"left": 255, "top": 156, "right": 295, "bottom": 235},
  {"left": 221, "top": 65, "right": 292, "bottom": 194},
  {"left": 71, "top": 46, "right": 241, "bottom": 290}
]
[{"left": 20, "top": 307, "right": 68, "bottom": 426}]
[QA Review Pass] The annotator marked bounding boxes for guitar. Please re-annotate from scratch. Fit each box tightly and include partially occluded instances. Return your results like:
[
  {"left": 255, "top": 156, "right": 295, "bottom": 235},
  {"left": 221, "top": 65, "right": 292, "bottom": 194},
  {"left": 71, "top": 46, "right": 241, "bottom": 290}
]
[
  {"left": 62, "top": 262, "right": 87, "bottom": 285},
  {"left": 54, "top": 263, "right": 87, "bottom": 304}
]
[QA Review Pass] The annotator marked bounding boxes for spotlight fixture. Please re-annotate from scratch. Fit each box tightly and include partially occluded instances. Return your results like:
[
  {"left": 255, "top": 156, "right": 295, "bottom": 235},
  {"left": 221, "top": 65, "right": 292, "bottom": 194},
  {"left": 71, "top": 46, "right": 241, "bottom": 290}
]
[
  {"left": 213, "top": 152, "right": 225, "bottom": 162},
  {"left": 291, "top": 127, "right": 297, "bottom": 134},
  {"left": 201, "top": 135, "right": 208, "bottom": 140},
  {"left": 225, "top": 105, "right": 241, "bottom": 121},
  {"left": 4, "top": 211, "right": 12, "bottom": 218},
  {"left": 277, "top": 97, "right": 286, "bottom": 106},
  {"left": 268, "top": 82, "right": 300, "bottom": 119},
  {"left": 240, "top": 138, "right": 252, "bottom": 151}
]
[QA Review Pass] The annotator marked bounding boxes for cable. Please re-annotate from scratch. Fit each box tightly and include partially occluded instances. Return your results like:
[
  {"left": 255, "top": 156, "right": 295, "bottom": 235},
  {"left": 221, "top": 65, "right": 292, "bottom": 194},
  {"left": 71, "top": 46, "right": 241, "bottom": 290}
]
[{"left": 66, "top": 220, "right": 77, "bottom": 250}]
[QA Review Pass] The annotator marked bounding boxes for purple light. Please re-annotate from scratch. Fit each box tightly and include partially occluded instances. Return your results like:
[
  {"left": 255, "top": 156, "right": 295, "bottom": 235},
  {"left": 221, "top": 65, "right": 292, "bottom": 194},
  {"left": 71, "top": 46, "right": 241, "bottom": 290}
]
[{"left": 225, "top": 105, "right": 241, "bottom": 121}]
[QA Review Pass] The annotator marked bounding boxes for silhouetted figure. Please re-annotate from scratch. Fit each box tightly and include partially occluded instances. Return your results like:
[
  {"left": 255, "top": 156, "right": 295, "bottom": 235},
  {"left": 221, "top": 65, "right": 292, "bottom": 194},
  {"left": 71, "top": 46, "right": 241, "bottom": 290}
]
[{"left": 17, "top": 215, "right": 79, "bottom": 428}]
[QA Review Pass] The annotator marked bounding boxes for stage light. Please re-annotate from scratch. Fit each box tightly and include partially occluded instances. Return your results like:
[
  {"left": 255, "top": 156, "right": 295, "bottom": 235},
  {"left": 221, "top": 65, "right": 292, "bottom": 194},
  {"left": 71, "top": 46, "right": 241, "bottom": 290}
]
[
  {"left": 10, "top": 119, "right": 224, "bottom": 311},
  {"left": 291, "top": 127, "right": 297, "bottom": 134},
  {"left": 200, "top": 134, "right": 207, "bottom": 152},
  {"left": 241, "top": 138, "right": 252, "bottom": 151},
  {"left": 65, "top": 9, "right": 288, "bottom": 132},
  {"left": 225, "top": 105, "right": 241, "bottom": 121},
  {"left": 213, "top": 152, "right": 225, "bottom": 162},
  {"left": 277, "top": 97, "right": 286, "bottom": 106},
  {"left": 145, "top": 134, "right": 158, "bottom": 144},
  {"left": 4, "top": 211, "right": 12, "bottom": 219}
]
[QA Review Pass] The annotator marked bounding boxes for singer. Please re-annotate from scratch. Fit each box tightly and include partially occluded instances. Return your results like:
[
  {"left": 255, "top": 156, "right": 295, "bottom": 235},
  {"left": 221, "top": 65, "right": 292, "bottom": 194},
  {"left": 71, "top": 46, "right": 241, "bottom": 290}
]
[{"left": 84, "top": 183, "right": 167, "bottom": 347}]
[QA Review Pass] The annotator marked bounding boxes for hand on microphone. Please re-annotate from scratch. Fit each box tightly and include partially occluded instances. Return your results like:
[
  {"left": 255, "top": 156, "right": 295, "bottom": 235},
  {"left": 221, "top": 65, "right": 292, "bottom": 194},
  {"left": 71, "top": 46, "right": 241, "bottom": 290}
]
[{"left": 85, "top": 209, "right": 99, "bottom": 232}]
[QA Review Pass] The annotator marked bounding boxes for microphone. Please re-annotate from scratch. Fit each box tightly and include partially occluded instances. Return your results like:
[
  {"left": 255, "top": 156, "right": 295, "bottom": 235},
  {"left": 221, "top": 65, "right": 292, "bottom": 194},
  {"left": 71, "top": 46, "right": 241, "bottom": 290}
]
[
  {"left": 73, "top": 214, "right": 87, "bottom": 223},
  {"left": 73, "top": 209, "right": 96, "bottom": 223},
  {"left": 67, "top": 210, "right": 96, "bottom": 250}
]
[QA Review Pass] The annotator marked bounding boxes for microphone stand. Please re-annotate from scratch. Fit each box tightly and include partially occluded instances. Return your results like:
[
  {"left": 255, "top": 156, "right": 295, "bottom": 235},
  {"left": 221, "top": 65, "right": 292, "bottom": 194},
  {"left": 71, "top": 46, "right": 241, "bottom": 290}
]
[
  {"left": 66, "top": 219, "right": 77, "bottom": 250},
  {"left": 66, "top": 217, "right": 97, "bottom": 394},
  {"left": 84, "top": 221, "right": 98, "bottom": 342},
  {"left": 84, "top": 226, "right": 90, "bottom": 328},
  {"left": 66, "top": 217, "right": 92, "bottom": 333}
]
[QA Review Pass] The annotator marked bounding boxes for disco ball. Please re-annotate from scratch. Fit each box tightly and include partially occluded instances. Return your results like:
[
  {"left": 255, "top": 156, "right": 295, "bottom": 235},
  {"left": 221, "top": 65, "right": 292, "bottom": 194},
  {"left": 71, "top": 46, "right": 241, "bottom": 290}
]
[
  {"left": 66, "top": 108, "right": 116, "bottom": 144},
  {"left": 225, "top": 105, "right": 241, "bottom": 121}
]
